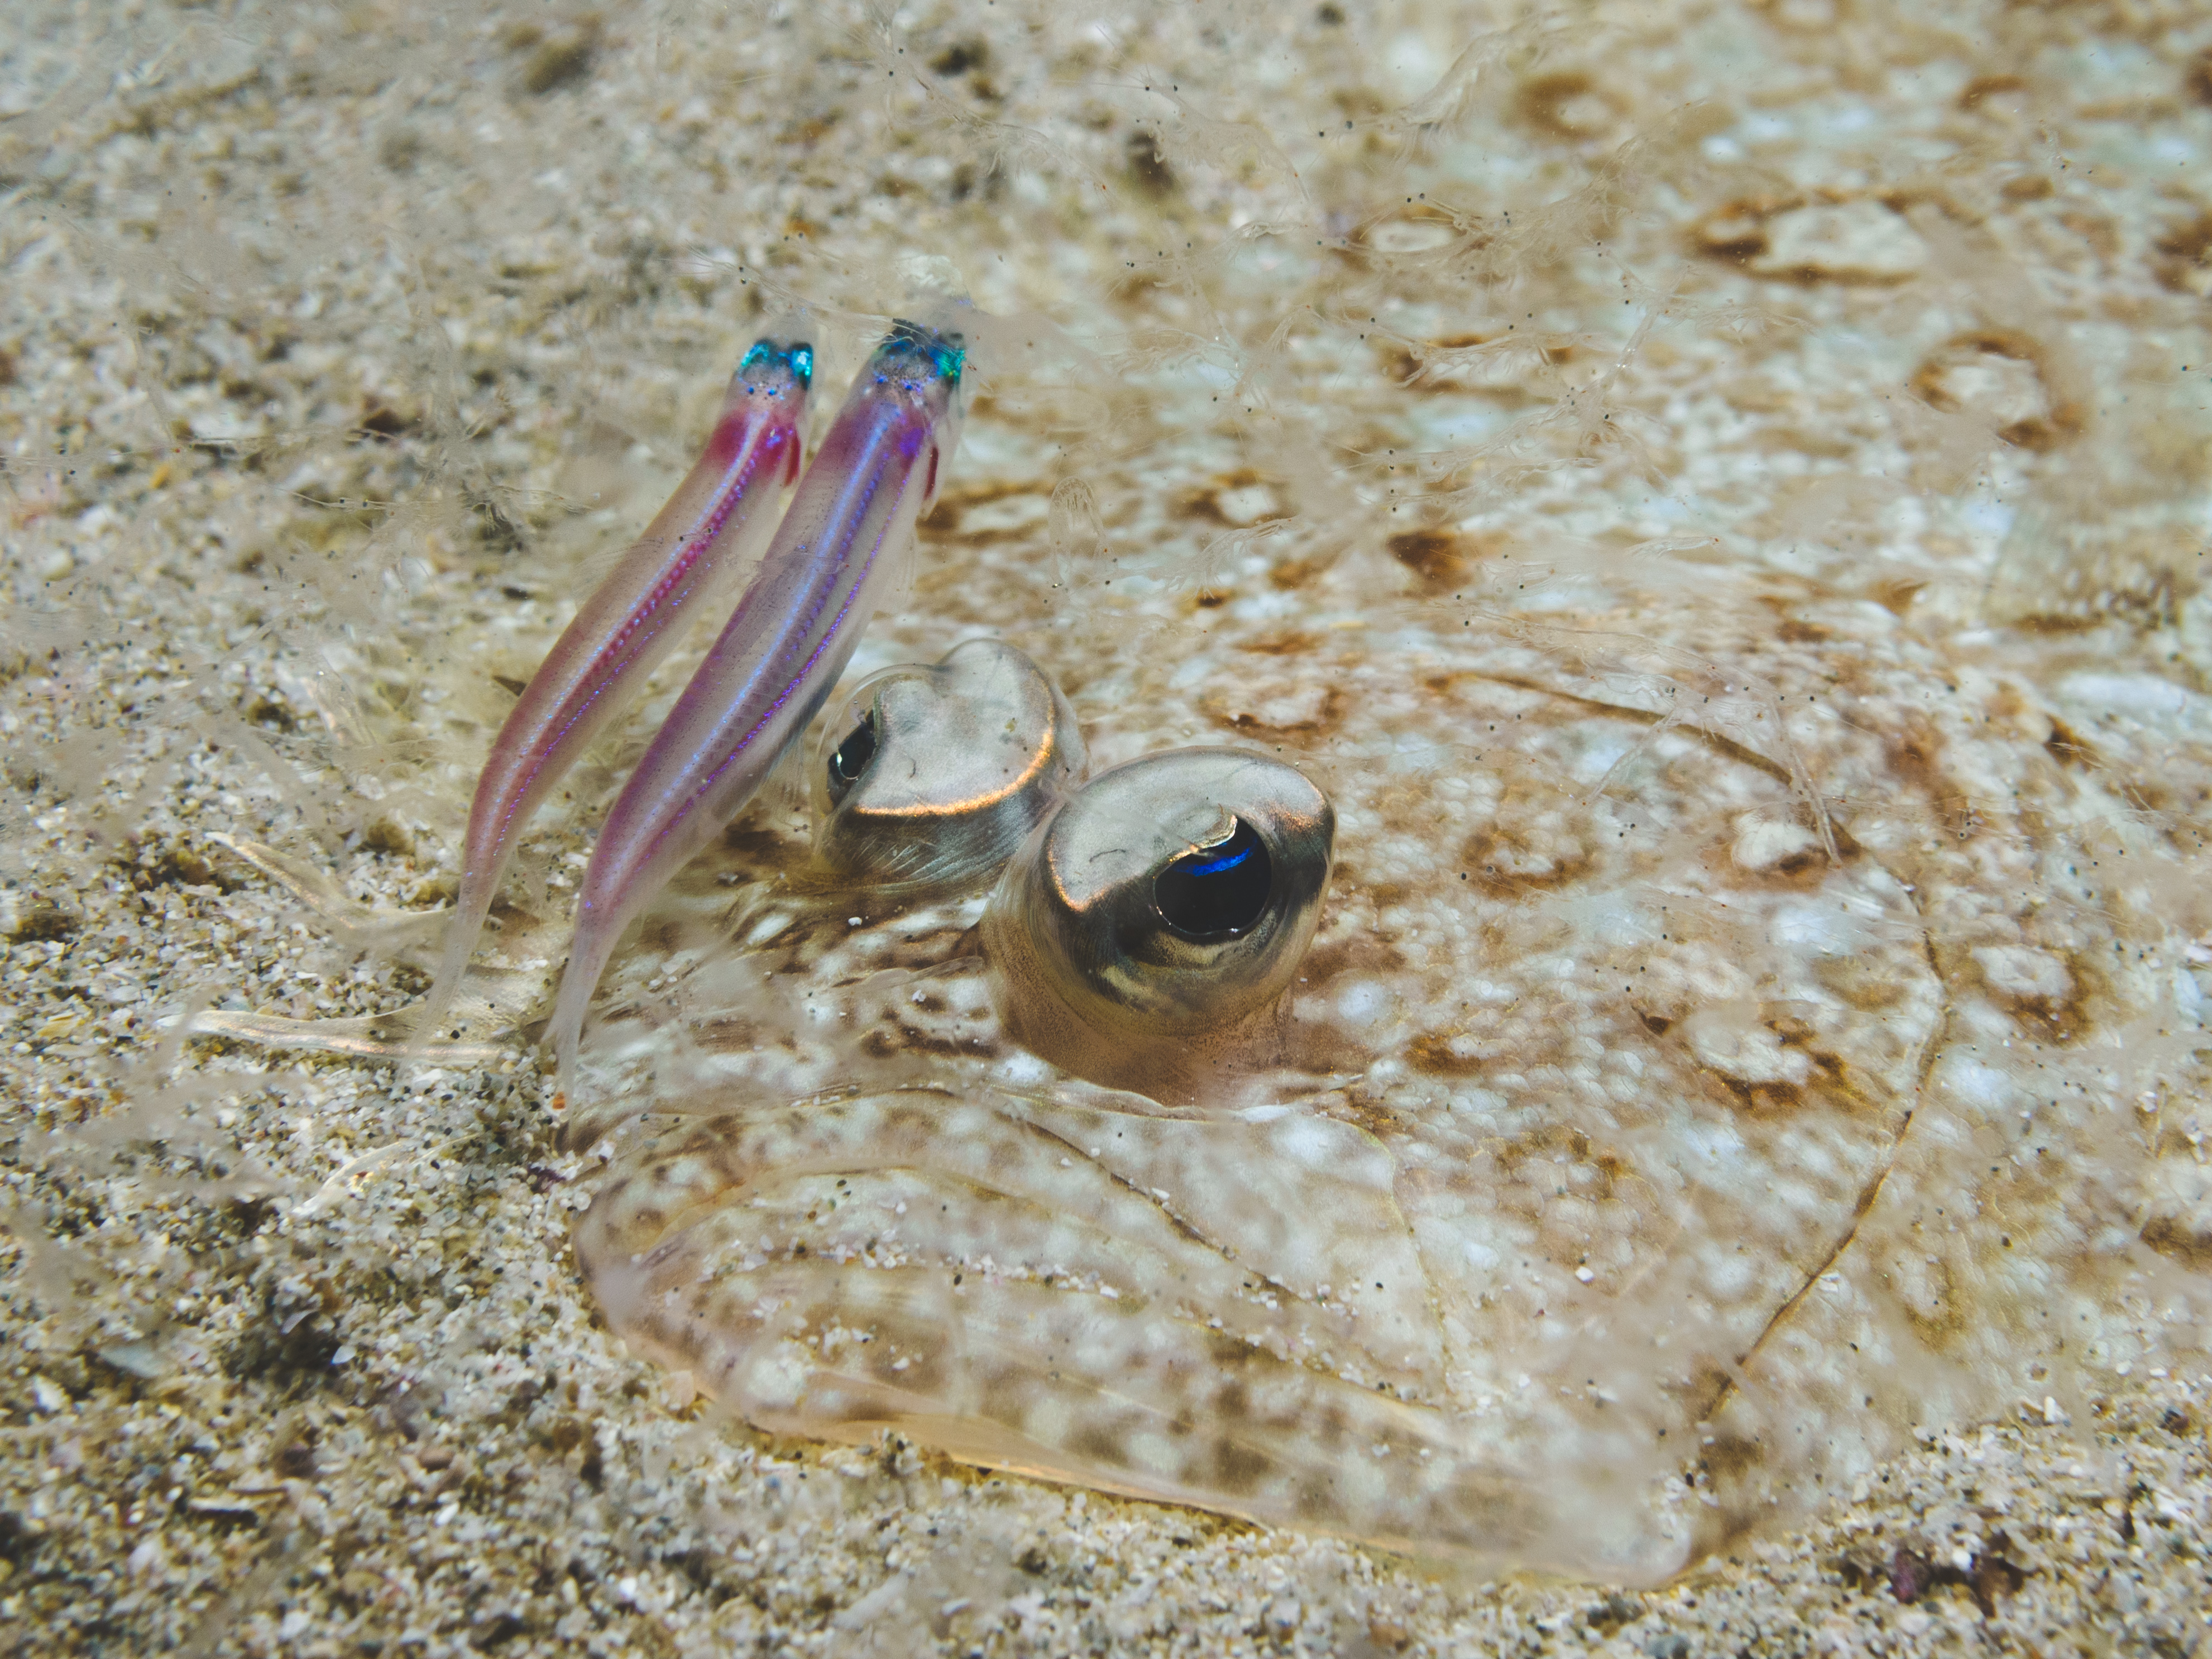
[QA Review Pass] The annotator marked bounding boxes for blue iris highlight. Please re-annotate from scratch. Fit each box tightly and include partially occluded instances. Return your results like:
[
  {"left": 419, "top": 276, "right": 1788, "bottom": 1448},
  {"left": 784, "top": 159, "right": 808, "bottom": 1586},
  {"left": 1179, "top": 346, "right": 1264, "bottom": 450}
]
[{"left": 1184, "top": 842, "right": 1256, "bottom": 879}]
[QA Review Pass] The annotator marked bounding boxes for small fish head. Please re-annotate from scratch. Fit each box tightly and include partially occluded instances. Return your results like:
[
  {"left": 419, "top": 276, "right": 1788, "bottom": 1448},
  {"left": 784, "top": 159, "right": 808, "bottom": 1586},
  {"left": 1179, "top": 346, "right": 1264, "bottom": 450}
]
[
  {"left": 735, "top": 337, "right": 816, "bottom": 399},
  {"left": 726, "top": 337, "right": 815, "bottom": 477},
  {"left": 869, "top": 319, "right": 968, "bottom": 507}
]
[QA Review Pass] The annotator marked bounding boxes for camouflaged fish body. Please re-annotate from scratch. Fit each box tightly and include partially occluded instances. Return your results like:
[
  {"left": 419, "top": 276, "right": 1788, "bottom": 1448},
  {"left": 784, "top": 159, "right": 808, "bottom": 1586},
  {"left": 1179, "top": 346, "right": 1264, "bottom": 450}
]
[{"left": 566, "top": 572, "right": 2212, "bottom": 1577}]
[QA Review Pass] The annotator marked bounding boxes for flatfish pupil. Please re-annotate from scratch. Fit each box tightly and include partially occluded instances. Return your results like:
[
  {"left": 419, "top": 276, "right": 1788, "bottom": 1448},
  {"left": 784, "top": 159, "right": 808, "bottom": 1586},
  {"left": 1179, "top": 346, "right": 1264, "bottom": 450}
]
[
  {"left": 828, "top": 713, "right": 878, "bottom": 795},
  {"left": 1154, "top": 817, "right": 1271, "bottom": 939}
]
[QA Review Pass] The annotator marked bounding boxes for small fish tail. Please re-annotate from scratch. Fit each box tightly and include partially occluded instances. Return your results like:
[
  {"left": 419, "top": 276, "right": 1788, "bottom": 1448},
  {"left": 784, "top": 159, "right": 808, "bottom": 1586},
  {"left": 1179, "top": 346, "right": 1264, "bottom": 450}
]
[
  {"left": 545, "top": 907, "right": 620, "bottom": 1097},
  {"left": 409, "top": 867, "right": 496, "bottom": 1054}
]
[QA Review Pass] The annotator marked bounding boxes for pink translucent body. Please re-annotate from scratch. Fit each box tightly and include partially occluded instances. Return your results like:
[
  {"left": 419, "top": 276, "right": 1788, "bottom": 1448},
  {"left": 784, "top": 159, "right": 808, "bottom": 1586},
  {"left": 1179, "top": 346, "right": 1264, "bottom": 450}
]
[
  {"left": 416, "top": 346, "right": 810, "bottom": 1043},
  {"left": 546, "top": 328, "right": 964, "bottom": 1083}
]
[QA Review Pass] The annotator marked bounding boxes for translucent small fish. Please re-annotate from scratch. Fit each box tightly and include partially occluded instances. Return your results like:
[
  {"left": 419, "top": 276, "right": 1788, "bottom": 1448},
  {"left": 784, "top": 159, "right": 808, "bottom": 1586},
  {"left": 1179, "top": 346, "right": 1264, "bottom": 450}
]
[
  {"left": 416, "top": 336, "right": 813, "bottom": 1044},
  {"left": 547, "top": 319, "right": 967, "bottom": 1085}
]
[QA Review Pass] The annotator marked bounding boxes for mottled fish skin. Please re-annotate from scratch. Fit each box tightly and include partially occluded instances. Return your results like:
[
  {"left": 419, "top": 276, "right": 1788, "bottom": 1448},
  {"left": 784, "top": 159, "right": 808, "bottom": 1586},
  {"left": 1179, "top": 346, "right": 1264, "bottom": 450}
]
[
  {"left": 560, "top": 567, "right": 2212, "bottom": 1578},
  {"left": 547, "top": 321, "right": 966, "bottom": 1083},
  {"left": 414, "top": 340, "right": 814, "bottom": 1046}
]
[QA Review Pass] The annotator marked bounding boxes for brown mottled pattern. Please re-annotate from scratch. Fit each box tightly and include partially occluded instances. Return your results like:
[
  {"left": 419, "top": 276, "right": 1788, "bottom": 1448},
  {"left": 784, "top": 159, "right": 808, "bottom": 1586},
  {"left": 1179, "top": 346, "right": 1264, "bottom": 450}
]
[{"left": 574, "top": 556, "right": 2212, "bottom": 1575}]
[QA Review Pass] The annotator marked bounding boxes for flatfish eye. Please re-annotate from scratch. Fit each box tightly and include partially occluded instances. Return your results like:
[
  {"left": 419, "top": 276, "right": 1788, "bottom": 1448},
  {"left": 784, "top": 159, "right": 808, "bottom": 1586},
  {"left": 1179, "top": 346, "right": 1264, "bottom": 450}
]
[
  {"left": 825, "top": 712, "right": 878, "bottom": 802},
  {"left": 811, "top": 639, "right": 1086, "bottom": 890},
  {"left": 983, "top": 747, "right": 1333, "bottom": 1086},
  {"left": 1153, "top": 817, "right": 1271, "bottom": 939}
]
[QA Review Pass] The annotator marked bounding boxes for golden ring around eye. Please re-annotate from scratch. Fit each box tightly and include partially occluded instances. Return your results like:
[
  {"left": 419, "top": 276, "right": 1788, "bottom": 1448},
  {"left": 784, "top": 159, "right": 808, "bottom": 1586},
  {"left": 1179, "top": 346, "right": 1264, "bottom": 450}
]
[
  {"left": 811, "top": 639, "right": 1086, "bottom": 890},
  {"left": 981, "top": 747, "right": 1334, "bottom": 1082}
]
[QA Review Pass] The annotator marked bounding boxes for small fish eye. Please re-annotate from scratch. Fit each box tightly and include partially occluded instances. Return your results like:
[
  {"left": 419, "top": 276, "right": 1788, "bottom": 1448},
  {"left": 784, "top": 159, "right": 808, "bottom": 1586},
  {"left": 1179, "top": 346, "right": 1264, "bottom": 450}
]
[
  {"left": 811, "top": 639, "right": 1085, "bottom": 890},
  {"left": 982, "top": 747, "right": 1333, "bottom": 1087},
  {"left": 826, "top": 712, "right": 878, "bottom": 802}
]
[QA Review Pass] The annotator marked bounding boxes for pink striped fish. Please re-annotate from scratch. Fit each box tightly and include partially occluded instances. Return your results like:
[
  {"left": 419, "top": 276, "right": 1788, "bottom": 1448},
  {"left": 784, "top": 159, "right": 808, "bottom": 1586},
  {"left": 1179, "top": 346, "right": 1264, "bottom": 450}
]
[
  {"left": 417, "top": 336, "right": 813, "bottom": 1044},
  {"left": 546, "top": 320, "right": 966, "bottom": 1084}
]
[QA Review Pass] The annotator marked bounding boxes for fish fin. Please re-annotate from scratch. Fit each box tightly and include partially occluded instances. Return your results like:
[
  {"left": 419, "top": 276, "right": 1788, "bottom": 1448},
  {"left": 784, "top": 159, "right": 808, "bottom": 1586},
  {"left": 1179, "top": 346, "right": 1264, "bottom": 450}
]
[{"left": 765, "top": 721, "right": 813, "bottom": 819}]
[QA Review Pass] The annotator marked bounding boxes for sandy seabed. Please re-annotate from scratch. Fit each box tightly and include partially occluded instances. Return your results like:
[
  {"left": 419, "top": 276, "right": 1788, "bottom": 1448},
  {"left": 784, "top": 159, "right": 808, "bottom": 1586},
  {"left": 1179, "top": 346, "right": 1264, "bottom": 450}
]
[{"left": 3, "top": 0, "right": 2211, "bottom": 1653}]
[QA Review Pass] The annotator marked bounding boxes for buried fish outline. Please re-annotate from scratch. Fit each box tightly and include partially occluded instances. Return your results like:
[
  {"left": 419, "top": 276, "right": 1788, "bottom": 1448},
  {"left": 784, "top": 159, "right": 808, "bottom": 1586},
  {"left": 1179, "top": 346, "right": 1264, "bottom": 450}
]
[
  {"left": 539, "top": 582, "right": 2212, "bottom": 1579},
  {"left": 193, "top": 378, "right": 2212, "bottom": 1587}
]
